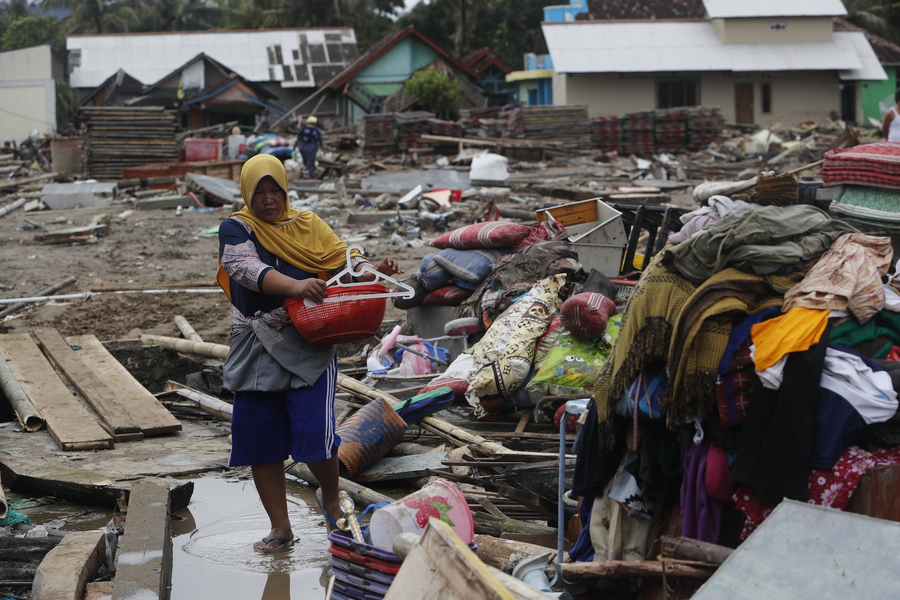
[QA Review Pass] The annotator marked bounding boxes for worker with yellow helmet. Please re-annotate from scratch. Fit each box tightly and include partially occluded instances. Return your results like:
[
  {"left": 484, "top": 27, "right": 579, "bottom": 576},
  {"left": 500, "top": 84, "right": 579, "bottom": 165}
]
[{"left": 293, "top": 115, "right": 323, "bottom": 178}]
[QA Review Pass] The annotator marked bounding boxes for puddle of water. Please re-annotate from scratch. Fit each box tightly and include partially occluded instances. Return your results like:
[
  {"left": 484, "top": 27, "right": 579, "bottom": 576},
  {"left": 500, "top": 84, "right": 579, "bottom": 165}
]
[{"left": 171, "top": 475, "right": 332, "bottom": 600}]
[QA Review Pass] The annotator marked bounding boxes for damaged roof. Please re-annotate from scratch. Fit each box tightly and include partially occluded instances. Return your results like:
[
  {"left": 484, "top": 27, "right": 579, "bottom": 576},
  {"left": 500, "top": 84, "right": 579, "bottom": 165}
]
[
  {"left": 67, "top": 28, "right": 359, "bottom": 90},
  {"left": 542, "top": 21, "right": 885, "bottom": 80},
  {"left": 323, "top": 26, "right": 480, "bottom": 92},
  {"left": 834, "top": 17, "right": 900, "bottom": 66}
]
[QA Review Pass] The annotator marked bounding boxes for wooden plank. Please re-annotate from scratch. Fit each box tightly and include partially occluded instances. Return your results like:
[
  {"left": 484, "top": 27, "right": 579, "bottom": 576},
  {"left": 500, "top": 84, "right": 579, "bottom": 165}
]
[
  {"left": 384, "top": 519, "right": 516, "bottom": 600},
  {"left": 32, "top": 530, "right": 106, "bottom": 600},
  {"left": 356, "top": 453, "right": 449, "bottom": 482},
  {"left": 34, "top": 328, "right": 143, "bottom": 442},
  {"left": 0, "top": 334, "right": 112, "bottom": 451},
  {"left": 67, "top": 335, "right": 181, "bottom": 436},
  {"left": 112, "top": 482, "right": 173, "bottom": 600}
]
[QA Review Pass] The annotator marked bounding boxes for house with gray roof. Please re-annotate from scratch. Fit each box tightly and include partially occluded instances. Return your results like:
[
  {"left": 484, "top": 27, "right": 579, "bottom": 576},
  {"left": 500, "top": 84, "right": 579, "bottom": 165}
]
[
  {"left": 540, "top": 0, "right": 884, "bottom": 125},
  {"left": 67, "top": 28, "right": 358, "bottom": 128}
]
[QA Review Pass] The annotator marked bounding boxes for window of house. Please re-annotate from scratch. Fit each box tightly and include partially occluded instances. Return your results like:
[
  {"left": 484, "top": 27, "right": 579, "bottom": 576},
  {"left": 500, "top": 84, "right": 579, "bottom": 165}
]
[
  {"left": 761, "top": 83, "right": 772, "bottom": 114},
  {"left": 657, "top": 79, "right": 699, "bottom": 108}
]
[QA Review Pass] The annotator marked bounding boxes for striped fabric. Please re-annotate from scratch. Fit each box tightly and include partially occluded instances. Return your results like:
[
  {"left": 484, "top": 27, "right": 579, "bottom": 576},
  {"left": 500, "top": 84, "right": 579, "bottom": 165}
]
[{"left": 431, "top": 221, "right": 531, "bottom": 250}]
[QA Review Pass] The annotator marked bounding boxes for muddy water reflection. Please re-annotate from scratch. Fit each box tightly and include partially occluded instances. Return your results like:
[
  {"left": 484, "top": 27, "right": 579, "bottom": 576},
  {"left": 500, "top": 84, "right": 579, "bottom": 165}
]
[{"left": 171, "top": 476, "right": 331, "bottom": 599}]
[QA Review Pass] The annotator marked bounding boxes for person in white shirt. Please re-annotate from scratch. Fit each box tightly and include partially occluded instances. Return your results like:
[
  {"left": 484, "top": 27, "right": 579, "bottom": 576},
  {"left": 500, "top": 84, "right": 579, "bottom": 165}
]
[{"left": 881, "top": 89, "right": 900, "bottom": 142}]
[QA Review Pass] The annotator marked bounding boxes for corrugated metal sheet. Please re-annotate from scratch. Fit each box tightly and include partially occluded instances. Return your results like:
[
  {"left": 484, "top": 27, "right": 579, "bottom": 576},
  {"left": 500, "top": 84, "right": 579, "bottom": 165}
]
[
  {"left": 702, "top": 0, "right": 847, "bottom": 19},
  {"left": 693, "top": 501, "right": 900, "bottom": 600},
  {"left": 542, "top": 21, "right": 868, "bottom": 74},
  {"left": 840, "top": 30, "right": 888, "bottom": 81},
  {"left": 67, "top": 29, "right": 358, "bottom": 89}
]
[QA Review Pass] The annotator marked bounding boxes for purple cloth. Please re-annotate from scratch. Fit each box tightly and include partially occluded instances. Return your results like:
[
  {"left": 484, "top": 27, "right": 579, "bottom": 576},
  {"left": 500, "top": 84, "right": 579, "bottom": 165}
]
[{"left": 680, "top": 432, "right": 726, "bottom": 544}]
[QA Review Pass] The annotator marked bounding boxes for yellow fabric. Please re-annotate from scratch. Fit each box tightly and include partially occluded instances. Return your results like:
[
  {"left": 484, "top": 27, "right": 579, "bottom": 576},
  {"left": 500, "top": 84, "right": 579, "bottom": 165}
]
[
  {"left": 217, "top": 154, "right": 361, "bottom": 301},
  {"left": 751, "top": 306, "right": 829, "bottom": 372}
]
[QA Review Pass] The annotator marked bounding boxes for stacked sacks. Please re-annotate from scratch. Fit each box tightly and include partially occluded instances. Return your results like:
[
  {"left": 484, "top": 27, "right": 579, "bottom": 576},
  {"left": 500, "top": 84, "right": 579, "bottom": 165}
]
[{"left": 396, "top": 221, "right": 556, "bottom": 310}]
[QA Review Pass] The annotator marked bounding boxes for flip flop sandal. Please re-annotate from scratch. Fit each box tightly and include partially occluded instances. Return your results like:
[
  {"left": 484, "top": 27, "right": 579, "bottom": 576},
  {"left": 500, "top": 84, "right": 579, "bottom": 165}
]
[
  {"left": 316, "top": 487, "right": 339, "bottom": 534},
  {"left": 255, "top": 535, "right": 294, "bottom": 553}
]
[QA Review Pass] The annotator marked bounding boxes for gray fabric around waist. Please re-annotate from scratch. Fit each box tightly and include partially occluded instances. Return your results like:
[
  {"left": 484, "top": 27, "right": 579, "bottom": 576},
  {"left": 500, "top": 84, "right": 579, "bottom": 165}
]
[{"left": 223, "top": 319, "right": 336, "bottom": 392}]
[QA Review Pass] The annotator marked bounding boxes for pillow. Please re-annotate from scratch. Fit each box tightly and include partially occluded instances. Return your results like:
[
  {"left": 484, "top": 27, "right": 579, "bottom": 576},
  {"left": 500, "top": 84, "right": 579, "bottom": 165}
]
[
  {"left": 560, "top": 293, "right": 618, "bottom": 339},
  {"left": 433, "top": 248, "right": 509, "bottom": 284},
  {"left": 421, "top": 286, "right": 473, "bottom": 306},
  {"left": 417, "top": 252, "right": 453, "bottom": 291},
  {"left": 431, "top": 221, "right": 531, "bottom": 250},
  {"left": 466, "top": 274, "right": 566, "bottom": 417},
  {"left": 527, "top": 314, "right": 622, "bottom": 395}
]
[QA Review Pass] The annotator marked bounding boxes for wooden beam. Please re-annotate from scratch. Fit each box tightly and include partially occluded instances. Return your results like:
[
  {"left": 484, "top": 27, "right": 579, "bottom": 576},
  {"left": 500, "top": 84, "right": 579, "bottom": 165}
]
[
  {"left": 112, "top": 482, "right": 173, "bottom": 600},
  {"left": 557, "top": 560, "right": 715, "bottom": 580},
  {"left": 34, "top": 328, "right": 142, "bottom": 442},
  {"left": 32, "top": 531, "right": 106, "bottom": 600}
]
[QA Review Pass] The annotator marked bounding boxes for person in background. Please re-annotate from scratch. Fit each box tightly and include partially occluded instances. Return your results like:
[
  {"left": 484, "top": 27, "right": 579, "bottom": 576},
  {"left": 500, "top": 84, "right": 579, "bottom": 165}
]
[
  {"left": 882, "top": 88, "right": 900, "bottom": 142},
  {"left": 293, "top": 116, "right": 323, "bottom": 179},
  {"left": 217, "top": 154, "right": 402, "bottom": 552}
]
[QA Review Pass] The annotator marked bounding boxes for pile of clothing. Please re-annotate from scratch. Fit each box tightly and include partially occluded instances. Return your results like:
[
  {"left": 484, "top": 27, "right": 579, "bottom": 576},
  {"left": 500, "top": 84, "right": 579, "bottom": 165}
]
[{"left": 572, "top": 202, "right": 900, "bottom": 561}]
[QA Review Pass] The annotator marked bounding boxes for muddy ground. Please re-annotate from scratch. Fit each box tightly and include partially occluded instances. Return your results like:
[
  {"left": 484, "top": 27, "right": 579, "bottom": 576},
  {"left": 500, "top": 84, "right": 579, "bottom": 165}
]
[{"left": 0, "top": 197, "right": 433, "bottom": 345}]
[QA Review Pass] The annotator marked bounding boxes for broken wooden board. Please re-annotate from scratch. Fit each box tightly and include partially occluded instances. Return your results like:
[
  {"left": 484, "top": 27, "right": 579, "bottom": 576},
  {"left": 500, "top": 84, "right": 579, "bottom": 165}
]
[
  {"left": 0, "top": 419, "right": 227, "bottom": 511},
  {"left": 0, "top": 333, "right": 113, "bottom": 451},
  {"left": 356, "top": 452, "right": 449, "bottom": 483},
  {"left": 34, "top": 328, "right": 143, "bottom": 442},
  {"left": 68, "top": 334, "right": 181, "bottom": 436},
  {"left": 33, "top": 223, "right": 110, "bottom": 244},
  {"left": 112, "top": 482, "right": 173, "bottom": 600},
  {"left": 32, "top": 531, "right": 105, "bottom": 600}
]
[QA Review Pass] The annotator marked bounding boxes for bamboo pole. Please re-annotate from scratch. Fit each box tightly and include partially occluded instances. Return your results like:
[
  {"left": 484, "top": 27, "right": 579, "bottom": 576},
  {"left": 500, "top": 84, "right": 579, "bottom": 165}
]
[
  {"left": 0, "top": 276, "right": 76, "bottom": 319},
  {"left": 556, "top": 560, "right": 715, "bottom": 580},
  {"left": 174, "top": 315, "right": 203, "bottom": 342},
  {"left": 140, "top": 334, "right": 228, "bottom": 360},
  {"left": 162, "top": 382, "right": 232, "bottom": 422},
  {"left": 0, "top": 349, "right": 43, "bottom": 433},
  {"left": 287, "top": 462, "right": 556, "bottom": 538},
  {"left": 0, "top": 197, "right": 26, "bottom": 219}
]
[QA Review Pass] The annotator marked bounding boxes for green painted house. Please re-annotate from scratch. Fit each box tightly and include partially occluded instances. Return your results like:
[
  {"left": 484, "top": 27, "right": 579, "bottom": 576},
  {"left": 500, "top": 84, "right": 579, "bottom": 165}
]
[
  {"left": 322, "top": 26, "right": 485, "bottom": 125},
  {"left": 835, "top": 18, "right": 900, "bottom": 127}
]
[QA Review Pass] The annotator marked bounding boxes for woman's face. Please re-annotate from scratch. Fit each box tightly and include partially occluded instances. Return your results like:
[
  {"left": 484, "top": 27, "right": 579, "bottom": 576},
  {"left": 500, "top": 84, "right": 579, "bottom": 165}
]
[{"left": 250, "top": 175, "right": 286, "bottom": 223}]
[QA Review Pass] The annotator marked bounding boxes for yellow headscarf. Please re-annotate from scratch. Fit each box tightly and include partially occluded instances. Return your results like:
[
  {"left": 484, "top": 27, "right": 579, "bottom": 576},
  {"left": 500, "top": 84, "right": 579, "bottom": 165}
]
[{"left": 217, "top": 154, "right": 360, "bottom": 300}]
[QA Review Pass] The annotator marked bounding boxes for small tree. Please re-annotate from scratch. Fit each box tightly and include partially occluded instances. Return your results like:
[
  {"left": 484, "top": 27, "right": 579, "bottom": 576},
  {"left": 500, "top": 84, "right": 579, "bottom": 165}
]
[
  {"left": 0, "top": 15, "right": 65, "bottom": 53},
  {"left": 403, "top": 69, "right": 461, "bottom": 118}
]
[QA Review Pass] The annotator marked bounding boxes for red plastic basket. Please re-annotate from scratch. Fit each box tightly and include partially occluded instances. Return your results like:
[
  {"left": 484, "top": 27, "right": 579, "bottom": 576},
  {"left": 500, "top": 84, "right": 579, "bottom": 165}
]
[{"left": 284, "top": 284, "right": 388, "bottom": 345}]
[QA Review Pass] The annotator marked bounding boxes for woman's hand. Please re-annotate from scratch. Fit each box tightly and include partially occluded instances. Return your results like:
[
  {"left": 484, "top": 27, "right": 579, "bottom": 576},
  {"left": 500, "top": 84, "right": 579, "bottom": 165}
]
[
  {"left": 375, "top": 257, "right": 403, "bottom": 276},
  {"left": 291, "top": 278, "right": 328, "bottom": 304}
]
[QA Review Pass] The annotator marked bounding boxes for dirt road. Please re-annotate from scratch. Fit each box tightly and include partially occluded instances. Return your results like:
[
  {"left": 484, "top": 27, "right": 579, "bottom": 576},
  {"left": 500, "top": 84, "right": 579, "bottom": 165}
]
[{"left": 0, "top": 200, "right": 427, "bottom": 344}]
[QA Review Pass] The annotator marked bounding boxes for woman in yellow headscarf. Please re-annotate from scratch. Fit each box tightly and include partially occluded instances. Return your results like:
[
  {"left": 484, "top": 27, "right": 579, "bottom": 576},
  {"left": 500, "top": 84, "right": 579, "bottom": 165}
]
[{"left": 218, "top": 154, "right": 402, "bottom": 553}]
